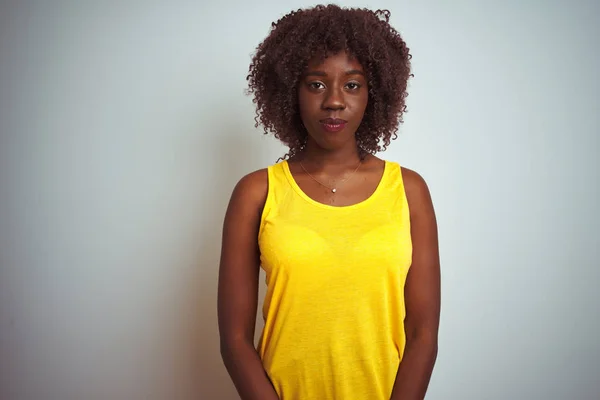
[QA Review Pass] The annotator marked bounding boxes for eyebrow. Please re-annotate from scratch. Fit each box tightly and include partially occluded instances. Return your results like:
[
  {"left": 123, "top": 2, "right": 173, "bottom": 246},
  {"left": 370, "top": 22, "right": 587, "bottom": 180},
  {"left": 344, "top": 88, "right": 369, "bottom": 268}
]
[{"left": 304, "top": 69, "right": 365, "bottom": 77}]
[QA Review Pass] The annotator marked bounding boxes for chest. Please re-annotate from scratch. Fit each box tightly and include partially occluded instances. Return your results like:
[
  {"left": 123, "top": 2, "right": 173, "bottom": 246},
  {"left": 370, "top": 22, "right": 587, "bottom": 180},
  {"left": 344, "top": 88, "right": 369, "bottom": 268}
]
[{"left": 259, "top": 206, "right": 412, "bottom": 286}]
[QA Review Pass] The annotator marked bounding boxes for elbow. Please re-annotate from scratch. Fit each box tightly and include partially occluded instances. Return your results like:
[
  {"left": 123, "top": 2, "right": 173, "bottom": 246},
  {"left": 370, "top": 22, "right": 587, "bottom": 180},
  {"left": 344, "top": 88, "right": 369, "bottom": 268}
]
[
  {"left": 428, "top": 339, "right": 439, "bottom": 362},
  {"left": 219, "top": 336, "right": 237, "bottom": 364},
  {"left": 406, "top": 329, "right": 438, "bottom": 358},
  {"left": 219, "top": 334, "right": 254, "bottom": 366},
  {"left": 219, "top": 338, "right": 232, "bottom": 363},
  {"left": 220, "top": 339, "right": 238, "bottom": 373}
]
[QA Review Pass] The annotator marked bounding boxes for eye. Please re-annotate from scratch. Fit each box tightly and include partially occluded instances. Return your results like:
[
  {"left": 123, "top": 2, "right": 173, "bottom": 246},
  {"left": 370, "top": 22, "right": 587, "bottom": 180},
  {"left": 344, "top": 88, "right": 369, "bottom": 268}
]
[
  {"left": 345, "top": 82, "right": 361, "bottom": 90},
  {"left": 308, "top": 82, "right": 325, "bottom": 90}
]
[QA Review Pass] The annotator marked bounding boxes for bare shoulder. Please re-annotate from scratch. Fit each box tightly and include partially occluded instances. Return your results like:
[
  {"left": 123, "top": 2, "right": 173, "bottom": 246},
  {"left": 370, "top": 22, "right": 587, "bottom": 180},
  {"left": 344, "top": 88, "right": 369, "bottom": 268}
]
[
  {"left": 228, "top": 168, "right": 269, "bottom": 215},
  {"left": 400, "top": 166, "right": 434, "bottom": 216},
  {"left": 233, "top": 168, "right": 268, "bottom": 198},
  {"left": 400, "top": 166, "right": 428, "bottom": 195}
]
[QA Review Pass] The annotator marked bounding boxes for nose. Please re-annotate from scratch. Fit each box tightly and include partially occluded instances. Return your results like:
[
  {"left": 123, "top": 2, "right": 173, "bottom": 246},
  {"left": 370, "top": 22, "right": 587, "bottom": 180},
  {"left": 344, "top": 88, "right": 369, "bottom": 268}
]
[{"left": 322, "top": 86, "right": 346, "bottom": 111}]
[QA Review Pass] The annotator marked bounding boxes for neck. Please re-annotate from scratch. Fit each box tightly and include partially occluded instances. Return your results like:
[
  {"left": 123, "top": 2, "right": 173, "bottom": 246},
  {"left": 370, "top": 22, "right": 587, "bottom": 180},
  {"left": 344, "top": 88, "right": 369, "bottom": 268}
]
[{"left": 299, "top": 141, "right": 362, "bottom": 169}]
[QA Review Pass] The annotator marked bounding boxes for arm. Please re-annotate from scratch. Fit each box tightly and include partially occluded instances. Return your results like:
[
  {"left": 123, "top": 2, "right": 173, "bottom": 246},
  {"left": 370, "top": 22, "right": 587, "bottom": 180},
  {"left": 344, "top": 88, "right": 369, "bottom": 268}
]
[
  {"left": 217, "top": 170, "right": 280, "bottom": 400},
  {"left": 390, "top": 168, "right": 441, "bottom": 400}
]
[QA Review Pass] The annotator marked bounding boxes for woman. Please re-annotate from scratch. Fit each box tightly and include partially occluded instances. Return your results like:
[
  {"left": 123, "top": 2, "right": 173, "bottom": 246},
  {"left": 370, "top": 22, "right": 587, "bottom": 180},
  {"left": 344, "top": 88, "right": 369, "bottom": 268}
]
[{"left": 218, "top": 4, "right": 440, "bottom": 400}]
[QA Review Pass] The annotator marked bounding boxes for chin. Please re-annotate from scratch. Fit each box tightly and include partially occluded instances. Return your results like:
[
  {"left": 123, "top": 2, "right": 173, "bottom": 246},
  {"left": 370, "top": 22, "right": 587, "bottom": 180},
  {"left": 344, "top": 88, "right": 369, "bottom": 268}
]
[{"left": 311, "top": 136, "right": 356, "bottom": 151}]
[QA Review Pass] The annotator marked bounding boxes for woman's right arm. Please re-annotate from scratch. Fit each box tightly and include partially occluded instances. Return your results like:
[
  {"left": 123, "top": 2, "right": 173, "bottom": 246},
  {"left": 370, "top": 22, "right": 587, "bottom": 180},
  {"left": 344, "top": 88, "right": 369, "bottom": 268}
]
[{"left": 217, "top": 169, "right": 279, "bottom": 400}]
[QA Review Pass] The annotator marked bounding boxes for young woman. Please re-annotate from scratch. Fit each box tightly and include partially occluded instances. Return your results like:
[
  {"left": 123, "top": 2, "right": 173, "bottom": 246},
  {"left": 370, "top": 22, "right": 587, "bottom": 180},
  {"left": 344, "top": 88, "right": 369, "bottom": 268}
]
[{"left": 218, "top": 5, "right": 440, "bottom": 400}]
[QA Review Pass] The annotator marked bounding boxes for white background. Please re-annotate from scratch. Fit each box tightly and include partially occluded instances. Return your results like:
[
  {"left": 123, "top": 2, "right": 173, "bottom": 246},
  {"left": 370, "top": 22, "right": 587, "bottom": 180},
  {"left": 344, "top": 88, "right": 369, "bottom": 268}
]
[{"left": 1, "top": 1, "right": 598, "bottom": 399}]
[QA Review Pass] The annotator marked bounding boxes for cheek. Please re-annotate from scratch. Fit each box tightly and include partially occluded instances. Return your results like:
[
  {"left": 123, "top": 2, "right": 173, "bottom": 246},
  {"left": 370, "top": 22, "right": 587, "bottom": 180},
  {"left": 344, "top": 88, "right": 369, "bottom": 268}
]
[
  {"left": 360, "top": 92, "right": 369, "bottom": 111},
  {"left": 298, "top": 93, "right": 320, "bottom": 120},
  {"left": 350, "top": 94, "right": 369, "bottom": 119}
]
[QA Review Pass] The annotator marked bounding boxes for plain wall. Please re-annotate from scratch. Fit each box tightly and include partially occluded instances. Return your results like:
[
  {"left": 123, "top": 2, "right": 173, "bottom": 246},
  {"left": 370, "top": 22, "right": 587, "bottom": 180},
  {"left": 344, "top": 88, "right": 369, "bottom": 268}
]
[{"left": 1, "top": 1, "right": 598, "bottom": 399}]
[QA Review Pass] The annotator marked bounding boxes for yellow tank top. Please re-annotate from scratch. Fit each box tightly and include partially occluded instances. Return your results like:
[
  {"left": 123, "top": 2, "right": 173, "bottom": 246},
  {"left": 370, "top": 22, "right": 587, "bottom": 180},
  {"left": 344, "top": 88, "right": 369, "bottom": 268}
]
[{"left": 257, "top": 160, "right": 412, "bottom": 400}]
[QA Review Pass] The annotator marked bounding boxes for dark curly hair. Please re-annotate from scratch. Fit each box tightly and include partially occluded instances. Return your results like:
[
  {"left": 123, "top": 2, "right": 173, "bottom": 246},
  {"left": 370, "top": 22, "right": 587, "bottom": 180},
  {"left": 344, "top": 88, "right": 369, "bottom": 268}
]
[{"left": 247, "top": 4, "right": 412, "bottom": 160}]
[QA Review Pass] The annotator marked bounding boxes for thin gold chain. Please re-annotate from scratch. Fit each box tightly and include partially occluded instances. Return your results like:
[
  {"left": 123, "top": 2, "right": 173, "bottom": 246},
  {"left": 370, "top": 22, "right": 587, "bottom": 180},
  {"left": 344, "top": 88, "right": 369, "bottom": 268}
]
[{"left": 299, "top": 160, "right": 362, "bottom": 193}]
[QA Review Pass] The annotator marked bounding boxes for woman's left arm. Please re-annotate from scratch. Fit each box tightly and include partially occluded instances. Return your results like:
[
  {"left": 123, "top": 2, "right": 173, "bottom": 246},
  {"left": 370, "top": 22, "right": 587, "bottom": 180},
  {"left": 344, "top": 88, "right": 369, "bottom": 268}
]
[{"left": 390, "top": 168, "right": 441, "bottom": 400}]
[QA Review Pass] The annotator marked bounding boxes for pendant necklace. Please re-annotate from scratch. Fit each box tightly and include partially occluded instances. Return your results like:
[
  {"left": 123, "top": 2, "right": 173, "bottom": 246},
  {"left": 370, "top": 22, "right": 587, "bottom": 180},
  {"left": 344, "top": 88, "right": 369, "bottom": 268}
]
[{"left": 299, "top": 160, "right": 362, "bottom": 193}]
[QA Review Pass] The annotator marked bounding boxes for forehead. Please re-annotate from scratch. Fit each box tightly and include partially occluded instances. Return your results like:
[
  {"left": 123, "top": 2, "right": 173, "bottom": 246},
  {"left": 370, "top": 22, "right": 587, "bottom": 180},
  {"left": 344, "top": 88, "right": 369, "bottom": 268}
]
[{"left": 305, "top": 51, "right": 365, "bottom": 72}]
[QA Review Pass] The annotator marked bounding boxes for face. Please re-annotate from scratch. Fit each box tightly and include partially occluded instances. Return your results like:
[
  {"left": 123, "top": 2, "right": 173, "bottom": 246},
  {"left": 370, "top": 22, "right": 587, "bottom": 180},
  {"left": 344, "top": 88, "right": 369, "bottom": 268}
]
[{"left": 298, "top": 51, "right": 368, "bottom": 152}]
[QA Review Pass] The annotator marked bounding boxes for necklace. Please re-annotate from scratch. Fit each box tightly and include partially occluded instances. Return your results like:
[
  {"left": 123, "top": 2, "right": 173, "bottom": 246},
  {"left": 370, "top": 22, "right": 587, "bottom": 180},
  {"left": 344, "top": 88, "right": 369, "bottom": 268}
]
[{"left": 299, "top": 160, "right": 362, "bottom": 193}]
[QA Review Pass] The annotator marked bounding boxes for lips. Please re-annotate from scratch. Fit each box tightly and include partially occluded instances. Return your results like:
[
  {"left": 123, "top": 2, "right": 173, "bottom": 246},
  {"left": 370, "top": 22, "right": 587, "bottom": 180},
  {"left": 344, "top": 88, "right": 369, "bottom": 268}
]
[
  {"left": 320, "top": 118, "right": 347, "bottom": 132},
  {"left": 320, "top": 118, "right": 347, "bottom": 124}
]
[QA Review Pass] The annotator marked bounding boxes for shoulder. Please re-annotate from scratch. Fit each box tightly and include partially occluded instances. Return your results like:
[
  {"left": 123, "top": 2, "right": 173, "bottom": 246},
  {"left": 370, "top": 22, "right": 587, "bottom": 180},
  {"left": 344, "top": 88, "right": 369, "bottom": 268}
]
[
  {"left": 378, "top": 157, "right": 428, "bottom": 196},
  {"left": 228, "top": 167, "right": 269, "bottom": 214},
  {"left": 399, "top": 165, "right": 434, "bottom": 217},
  {"left": 226, "top": 168, "right": 269, "bottom": 223},
  {"left": 235, "top": 168, "right": 269, "bottom": 193},
  {"left": 400, "top": 166, "right": 428, "bottom": 196}
]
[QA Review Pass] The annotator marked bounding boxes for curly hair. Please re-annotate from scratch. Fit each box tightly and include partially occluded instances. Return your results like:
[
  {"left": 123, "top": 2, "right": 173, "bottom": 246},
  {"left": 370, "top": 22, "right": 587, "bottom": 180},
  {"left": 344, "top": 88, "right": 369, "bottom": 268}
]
[{"left": 247, "top": 4, "right": 412, "bottom": 160}]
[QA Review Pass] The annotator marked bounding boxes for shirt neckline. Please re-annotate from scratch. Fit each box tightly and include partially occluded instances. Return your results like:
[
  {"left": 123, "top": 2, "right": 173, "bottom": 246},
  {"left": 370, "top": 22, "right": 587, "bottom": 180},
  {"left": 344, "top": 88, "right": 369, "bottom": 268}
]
[{"left": 281, "top": 159, "right": 389, "bottom": 211}]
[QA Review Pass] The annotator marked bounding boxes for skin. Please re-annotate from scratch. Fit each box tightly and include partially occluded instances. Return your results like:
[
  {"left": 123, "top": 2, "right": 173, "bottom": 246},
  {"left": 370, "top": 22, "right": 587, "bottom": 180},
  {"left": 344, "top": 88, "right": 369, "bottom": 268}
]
[{"left": 218, "top": 51, "right": 440, "bottom": 400}]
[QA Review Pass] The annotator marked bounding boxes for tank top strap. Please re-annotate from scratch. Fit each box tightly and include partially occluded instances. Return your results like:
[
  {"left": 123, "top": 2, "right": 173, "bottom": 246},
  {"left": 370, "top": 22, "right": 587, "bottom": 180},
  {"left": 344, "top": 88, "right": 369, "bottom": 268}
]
[
  {"left": 259, "top": 161, "right": 288, "bottom": 238},
  {"left": 378, "top": 161, "right": 405, "bottom": 196},
  {"left": 375, "top": 161, "right": 411, "bottom": 222}
]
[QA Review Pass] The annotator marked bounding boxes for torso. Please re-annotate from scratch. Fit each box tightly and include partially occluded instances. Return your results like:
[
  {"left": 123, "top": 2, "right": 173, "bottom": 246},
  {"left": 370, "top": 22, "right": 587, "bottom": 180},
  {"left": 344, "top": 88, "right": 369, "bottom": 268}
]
[{"left": 256, "top": 158, "right": 413, "bottom": 400}]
